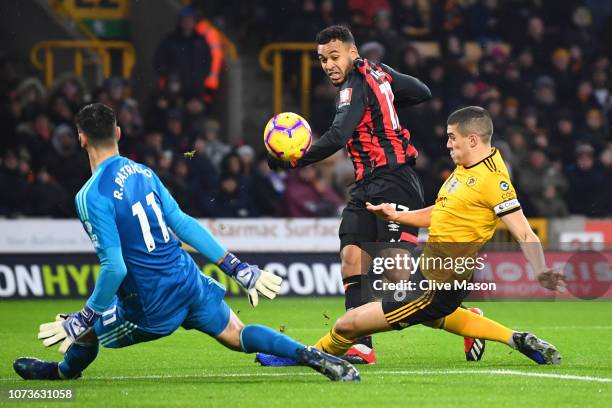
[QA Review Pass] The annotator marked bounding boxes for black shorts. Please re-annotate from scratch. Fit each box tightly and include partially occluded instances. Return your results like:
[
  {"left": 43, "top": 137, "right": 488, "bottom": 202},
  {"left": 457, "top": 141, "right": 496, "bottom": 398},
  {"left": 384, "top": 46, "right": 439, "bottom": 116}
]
[
  {"left": 339, "top": 164, "right": 424, "bottom": 249},
  {"left": 381, "top": 268, "right": 470, "bottom": 330}
]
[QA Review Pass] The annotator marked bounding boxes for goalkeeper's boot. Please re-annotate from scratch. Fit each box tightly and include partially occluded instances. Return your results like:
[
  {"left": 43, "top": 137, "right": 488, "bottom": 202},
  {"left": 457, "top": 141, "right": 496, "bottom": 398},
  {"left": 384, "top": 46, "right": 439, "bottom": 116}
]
[
  {"left": 512, "top": 332, "right": 561, "bottom": 365},
  {"left": 464, "top": 307, "right": 486, "bottom": 361},
  {"left": 297, "top": 346, "right": 360, "bottom": 381},
  {"left": 13, "top": 358, "right": 62, "bottom": 380},
  {"left": 255, "top": 353, "right": 299, "bottom": 366},
  {"left": 342, "top": 336, "right": 376, "bottom": 365}
]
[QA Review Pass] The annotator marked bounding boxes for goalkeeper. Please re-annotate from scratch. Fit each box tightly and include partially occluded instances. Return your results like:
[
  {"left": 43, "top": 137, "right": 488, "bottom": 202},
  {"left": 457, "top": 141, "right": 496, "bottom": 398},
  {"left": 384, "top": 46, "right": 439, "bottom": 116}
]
[{"left": 13, "top": 103, "right": 359, "bottom": 382}]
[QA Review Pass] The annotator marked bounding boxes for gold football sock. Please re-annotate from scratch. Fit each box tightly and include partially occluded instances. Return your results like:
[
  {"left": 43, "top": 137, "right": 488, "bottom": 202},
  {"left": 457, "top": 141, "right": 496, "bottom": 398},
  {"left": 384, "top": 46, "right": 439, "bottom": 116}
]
[
  {"left": 314, "top": 329, "right": 354, "bottom": 355},
  {"left": 442, "top": 307, "right": 514, "bottom": 345}
]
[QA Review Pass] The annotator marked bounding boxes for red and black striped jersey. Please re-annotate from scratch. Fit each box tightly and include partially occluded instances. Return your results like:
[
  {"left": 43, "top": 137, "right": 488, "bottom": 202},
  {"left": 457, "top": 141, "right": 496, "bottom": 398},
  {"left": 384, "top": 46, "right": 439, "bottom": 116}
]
[{"left": 297, "top": 58, "right": 431, "bottom": 181}]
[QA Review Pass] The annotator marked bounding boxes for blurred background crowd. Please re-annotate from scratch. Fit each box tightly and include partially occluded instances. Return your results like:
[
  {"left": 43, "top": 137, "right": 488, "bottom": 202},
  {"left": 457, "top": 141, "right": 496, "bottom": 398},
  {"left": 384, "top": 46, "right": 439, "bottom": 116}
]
[{"left": 1, "top": 0, "right": 611, "bottom": 219}]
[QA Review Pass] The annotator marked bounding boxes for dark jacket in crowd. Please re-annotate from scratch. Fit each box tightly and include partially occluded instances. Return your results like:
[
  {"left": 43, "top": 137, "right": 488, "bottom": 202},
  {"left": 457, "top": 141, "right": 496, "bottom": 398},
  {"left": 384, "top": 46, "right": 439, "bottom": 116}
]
[{"left": 154, "top": 28, "right": 212, "bottom": 98}]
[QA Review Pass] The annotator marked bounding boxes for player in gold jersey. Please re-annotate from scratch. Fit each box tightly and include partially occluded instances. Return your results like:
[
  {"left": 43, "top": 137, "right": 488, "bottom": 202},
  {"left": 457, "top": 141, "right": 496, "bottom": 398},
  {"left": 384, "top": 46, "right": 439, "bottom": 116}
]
[{"left": 314, "top": 106, "right": 564, "bottom": 365}]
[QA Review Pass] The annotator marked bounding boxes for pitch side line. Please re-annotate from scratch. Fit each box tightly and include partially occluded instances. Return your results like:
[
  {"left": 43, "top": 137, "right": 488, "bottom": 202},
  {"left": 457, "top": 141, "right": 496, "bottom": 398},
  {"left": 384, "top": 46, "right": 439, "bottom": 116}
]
[
  {"left": 2, "top": 369, "right": 611, "bottom": 383},
  {"left": 383, "top": 369, "right": 612, "bottom": 383},
  {"left": 534, "top": 326, "right": 612, "bottom": 330}
]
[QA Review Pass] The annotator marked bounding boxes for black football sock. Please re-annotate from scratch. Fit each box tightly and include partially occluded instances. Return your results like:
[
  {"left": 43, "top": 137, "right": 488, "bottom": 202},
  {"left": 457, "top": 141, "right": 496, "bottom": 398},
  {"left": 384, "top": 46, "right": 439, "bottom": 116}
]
[
  {"left": 343, "top": 275, "right": 374, "bottom": 349},
  {"left": 343, "top": 275, "right": 373, "bottom": 309}
]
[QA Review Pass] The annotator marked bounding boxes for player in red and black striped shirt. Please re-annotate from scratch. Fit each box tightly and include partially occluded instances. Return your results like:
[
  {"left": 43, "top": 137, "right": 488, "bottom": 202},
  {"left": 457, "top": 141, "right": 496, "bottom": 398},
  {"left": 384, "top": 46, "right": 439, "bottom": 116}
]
[{"left": 268, "top": 25, "right": 431, "bottom": 364}]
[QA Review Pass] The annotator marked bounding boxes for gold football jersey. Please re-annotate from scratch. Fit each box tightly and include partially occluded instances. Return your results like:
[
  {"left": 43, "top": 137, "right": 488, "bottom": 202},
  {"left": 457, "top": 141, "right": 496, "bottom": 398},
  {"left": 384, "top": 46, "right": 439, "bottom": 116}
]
[
  {"left": 428, "top": 148, "right": 521, "bottom": 244},
  {"left": 422, "top": 148, "right": 521, "bottom": 281}
]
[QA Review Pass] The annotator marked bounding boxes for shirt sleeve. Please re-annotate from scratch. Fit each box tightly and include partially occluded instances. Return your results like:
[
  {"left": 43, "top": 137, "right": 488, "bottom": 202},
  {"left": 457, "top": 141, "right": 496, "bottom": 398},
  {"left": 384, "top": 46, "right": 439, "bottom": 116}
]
[
  {"left": 88, "top": 246, "right": 127, "bottom": 313},
  {"left": 155, "top": 174, "right": 227, "bottom": 263},
  {"left": 481, "top": 173, "right": 522, "bottom": 217},
  {"left": 297, "top": 72, "right": 366, "bottom": 166},
  {"left": 379, "top": 63, "right": 432, "bottom": 107},
  {"left": 77, "top": 193, "right": 121, "bottom": 251},
  {"left": 79, "top": 194, "right": 127, "bottom": 313}
]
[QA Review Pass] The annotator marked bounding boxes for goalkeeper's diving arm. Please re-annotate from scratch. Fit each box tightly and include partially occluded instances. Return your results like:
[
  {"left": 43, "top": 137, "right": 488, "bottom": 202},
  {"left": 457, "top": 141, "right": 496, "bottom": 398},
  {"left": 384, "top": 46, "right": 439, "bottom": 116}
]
[{"left": 87, "top": 247, "right": 127, "bottom": 313}]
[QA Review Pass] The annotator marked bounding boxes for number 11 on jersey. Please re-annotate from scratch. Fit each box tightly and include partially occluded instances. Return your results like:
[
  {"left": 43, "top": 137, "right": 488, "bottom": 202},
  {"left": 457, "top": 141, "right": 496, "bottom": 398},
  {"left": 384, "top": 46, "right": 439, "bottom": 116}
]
[{"left": 132, "top": 192, "right": 170, "bottom": 252}]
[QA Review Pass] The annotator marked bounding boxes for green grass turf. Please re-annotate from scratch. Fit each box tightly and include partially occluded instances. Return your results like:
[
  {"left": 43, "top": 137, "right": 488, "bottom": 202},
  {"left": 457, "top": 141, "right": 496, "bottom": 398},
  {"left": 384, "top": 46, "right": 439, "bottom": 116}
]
[{"left": 0, "top": 298, "right": 611, "bottom": 407}]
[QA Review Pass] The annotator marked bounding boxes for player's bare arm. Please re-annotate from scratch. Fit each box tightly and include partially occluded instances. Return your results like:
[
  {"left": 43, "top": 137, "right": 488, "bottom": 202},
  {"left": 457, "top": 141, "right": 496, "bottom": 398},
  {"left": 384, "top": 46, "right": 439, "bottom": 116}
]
[
  {"left": 501, "top": 209, "right": 565, "bottom": 291},
  {"left": 366, "top": 202, "right": 433, "bottom": 228}
]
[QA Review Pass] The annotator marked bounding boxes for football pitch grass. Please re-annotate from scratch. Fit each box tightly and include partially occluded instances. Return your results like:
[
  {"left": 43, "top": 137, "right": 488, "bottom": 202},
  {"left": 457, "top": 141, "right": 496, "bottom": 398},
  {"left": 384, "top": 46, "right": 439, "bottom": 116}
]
[{"left": 1, "top": 298, "right": 610, "bottom": 407}]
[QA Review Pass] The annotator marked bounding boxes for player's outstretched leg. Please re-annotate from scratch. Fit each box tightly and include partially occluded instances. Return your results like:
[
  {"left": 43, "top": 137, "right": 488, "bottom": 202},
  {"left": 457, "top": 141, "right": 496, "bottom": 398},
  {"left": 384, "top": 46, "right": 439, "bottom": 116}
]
[
  {"left": 314, "top": 302, "right": 394, "bottom": 356},
  {"left": 310, "top": 300, "right": 560, "bottom": 366},
  {"left": 215, "top": 310, "right": 360, "bottom": 381},
  {"left": 439, "top": 307, "right": 561, "bottom": 364},
  {"left": 14, "top": 342, "right": 99, "bottom": 380},
  {"left": 243, "top": 325, "right": 359, "bottom": 381},
  {"left": 245, "top": 246, "right": 376, "bottom": 368}
]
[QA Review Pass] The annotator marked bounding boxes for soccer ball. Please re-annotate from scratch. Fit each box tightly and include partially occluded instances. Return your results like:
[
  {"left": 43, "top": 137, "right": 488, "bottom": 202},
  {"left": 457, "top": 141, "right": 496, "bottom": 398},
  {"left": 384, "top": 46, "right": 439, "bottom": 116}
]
[{"left": 263, "top": 112, "right": 312, "bottom": 161}]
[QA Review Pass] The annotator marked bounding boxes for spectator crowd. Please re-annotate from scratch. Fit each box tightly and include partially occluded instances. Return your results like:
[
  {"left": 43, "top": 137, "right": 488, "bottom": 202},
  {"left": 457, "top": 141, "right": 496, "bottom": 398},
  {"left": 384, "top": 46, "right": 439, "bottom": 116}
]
[{"left": 1, "top": 0, "right": 611, "bottom": 218}]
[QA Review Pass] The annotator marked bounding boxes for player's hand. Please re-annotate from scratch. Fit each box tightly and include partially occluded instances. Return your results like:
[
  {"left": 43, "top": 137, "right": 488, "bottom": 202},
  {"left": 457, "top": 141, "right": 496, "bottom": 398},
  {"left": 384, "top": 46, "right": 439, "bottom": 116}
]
[
  {"left": 536, "top": 267, "right": 566, "bottom": 292},
  {"left": 366, "top": 202, "right": 398, "bottom": 222},
  {"left": 235, "top": 264, "right": 283, "bottom": 307},
  {"left": 267, "top": 154, "right": 297, "bottom": 171},
  {"left": 38, "top": 315, "right": 72, "bottom": 354},
  {"left": 38, "top": 305, "right": 100, "bottom": 354},
  {"left": 219, "top": 253, "right": 283, "bottom": 306}
]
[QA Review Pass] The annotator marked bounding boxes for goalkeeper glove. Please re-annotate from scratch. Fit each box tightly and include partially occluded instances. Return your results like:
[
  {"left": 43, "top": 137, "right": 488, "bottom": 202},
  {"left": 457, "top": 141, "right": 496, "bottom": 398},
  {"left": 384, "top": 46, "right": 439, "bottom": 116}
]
[
  {"left": 38, "top": 305, "right": 100, "bottom": 354},
  {"left": 218, "top": 252, "right": 283, "bottom": 306}
]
